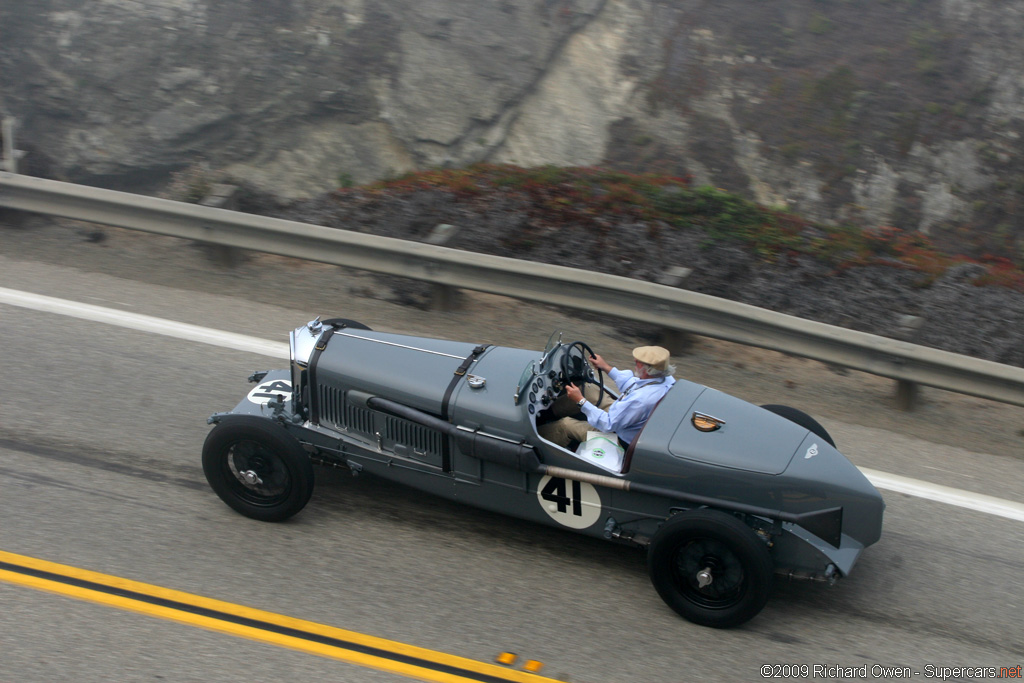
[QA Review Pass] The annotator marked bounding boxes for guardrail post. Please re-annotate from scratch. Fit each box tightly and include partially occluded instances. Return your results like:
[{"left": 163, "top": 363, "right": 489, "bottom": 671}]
[
  {"left": 658, "top": 328, "right": 692, "bottom": 355},
  {"left": 425, "top": 224, "right": 462, "bottom": 311},
  {"left": 893, "top": 315, "right": 925, "bottom": 411},
  {"left": 1, "top": 117, "right": 27, "bottom": 174},
  {"left": 896, "top": 380, "right": 919, "bottom": 411},
  {"left": 657, "top": 266, "right": 694, "bottom": 354},
  {"left": 199, "top": 184, "right": 241, "bottom": 267}
]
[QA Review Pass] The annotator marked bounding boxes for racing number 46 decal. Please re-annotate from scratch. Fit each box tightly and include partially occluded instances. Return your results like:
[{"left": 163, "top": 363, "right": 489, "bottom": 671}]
[{"left": 537, "top": 475, "right": 602, "bottom": 529}]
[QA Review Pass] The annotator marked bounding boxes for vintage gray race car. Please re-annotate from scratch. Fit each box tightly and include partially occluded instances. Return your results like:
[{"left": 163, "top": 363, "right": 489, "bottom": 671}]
[{"left": 203, "top": 318, "right": 884, "bottom": 628}]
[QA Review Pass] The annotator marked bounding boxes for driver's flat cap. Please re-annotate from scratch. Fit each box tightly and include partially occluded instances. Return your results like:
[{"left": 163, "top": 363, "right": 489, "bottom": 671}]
[{"left": 632, "top": 345, "right": 670, "bottom": 370}]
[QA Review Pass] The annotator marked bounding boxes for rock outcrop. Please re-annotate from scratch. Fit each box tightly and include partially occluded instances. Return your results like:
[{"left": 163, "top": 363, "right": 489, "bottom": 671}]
[{"left": 2, "top": 0, "right": 1023, "bottom": 257}]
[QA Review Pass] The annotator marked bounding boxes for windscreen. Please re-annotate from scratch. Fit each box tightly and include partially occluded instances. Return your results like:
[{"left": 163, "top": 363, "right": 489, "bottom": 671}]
[
  {"left": 543, "top": 330, "right": 563, "bottom": 355},
  {"left": 515, "top": 359, "right": 538, "bottom": 405}
]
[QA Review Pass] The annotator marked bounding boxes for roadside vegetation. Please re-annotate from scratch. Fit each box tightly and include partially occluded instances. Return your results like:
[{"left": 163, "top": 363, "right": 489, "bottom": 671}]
[{"left": 360, "top": 163, "right": 1024, "bottom": 292}]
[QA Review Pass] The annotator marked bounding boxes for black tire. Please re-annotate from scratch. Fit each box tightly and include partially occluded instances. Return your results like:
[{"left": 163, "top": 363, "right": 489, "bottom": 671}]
[
  {"left": 760, "top": 404, "right": 836, "bottom": 448},
  {"left": 648, "top": 509, "right": 773, "bottom": 628},
  {"left": 202, "top": 416, "right": 314, "bottom": 522}
]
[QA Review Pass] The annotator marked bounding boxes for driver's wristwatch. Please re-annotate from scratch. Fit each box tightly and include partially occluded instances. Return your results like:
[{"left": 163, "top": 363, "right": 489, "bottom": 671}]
[{"left": 577, "top": 398, "right": 587, "bottom": 406}]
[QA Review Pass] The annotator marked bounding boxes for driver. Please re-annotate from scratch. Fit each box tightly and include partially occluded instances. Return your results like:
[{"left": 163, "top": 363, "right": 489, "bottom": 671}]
[{"left": 540, "top": 346, "right": 675, "bottom": 449}]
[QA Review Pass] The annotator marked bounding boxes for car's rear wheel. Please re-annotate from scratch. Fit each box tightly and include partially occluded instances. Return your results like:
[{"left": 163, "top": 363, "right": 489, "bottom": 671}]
[
  {"left": 761, "top": 404, "right": 835, "bottom": 447},
  {"left": 647, "top": 509, "right": 773, "bottom": 628},
  {"left": 202, "top": 416, "right": 314, "bottom": 522}
]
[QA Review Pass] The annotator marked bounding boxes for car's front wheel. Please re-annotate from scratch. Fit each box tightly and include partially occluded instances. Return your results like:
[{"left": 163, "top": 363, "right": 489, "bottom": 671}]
[
  {"left": 647, "top": 509, "right": 773, "bottom": 628},
  {"left": 202, "top": 416, "right": 314, "bottom": 522}
]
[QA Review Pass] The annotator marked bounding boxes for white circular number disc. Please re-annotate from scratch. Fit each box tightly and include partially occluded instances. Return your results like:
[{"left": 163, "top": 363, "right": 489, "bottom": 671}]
[
  {"left": 536, "top": 475, "right": 602, "bottom": 529},
  {"left": 246, "top": 379, "right": 293, "bottom": 405}
]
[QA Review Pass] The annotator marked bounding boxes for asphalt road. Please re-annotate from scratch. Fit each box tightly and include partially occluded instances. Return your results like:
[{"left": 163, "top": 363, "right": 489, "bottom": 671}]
[{"left": 1, "top": 219, "right": 1023, "bottom": 682}]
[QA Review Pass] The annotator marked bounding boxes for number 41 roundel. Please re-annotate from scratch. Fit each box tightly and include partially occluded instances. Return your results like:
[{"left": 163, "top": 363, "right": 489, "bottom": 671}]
[{"left": 536, "top": 475, "right": 602, "bottom": 529}]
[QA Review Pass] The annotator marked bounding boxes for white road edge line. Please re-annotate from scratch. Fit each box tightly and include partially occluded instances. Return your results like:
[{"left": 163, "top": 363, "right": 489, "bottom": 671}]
[
  {"left": 0, "top": 287, "right": 288, "bottom": 359},
  {"left": 3, "top": 286, "right": 1023, "bottom": 524},
  {"left": 860, "top": 468, "right": 1024, "bottom": 522}
]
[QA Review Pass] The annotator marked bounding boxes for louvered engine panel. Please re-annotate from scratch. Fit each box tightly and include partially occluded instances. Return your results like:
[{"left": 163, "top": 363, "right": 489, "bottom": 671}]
[{"left": 317, "top": 384, "right": 444, "bottom": 468}]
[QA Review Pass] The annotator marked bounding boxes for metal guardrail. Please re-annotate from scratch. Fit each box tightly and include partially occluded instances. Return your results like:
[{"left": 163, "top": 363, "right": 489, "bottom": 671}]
[{"left": 3, "top": 171, "right": 1024, "bottom": 409}]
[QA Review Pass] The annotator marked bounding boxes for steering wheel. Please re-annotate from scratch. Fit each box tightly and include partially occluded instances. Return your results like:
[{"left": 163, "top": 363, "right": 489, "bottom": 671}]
[{"left": 560, "top": 341, "right": 606, "bottom": 408}]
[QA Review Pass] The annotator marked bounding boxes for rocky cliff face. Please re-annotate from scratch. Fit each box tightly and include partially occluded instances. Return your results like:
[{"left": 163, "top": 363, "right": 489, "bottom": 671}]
[{"left": 2, "top": 0, "right": 1023, "bottom": 258}]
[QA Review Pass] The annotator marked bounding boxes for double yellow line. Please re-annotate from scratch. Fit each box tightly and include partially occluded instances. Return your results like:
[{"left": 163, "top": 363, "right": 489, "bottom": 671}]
[{"left": 0, "top": 550, "right": 559, "bottom": 683}]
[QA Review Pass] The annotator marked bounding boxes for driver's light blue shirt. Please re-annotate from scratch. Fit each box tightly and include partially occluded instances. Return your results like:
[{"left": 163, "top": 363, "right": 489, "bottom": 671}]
[{"left": 580, "top": 367, "right": 675, "bottom": 445}]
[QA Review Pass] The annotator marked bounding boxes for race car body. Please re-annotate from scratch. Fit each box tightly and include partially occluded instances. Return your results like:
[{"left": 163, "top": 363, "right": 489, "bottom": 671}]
[{"left": 203, "top": 318, "right": 884, "bottom": 628}]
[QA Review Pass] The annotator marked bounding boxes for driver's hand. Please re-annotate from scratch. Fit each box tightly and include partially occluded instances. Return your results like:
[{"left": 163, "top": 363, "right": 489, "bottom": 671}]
[
  {"left": 565, "top": 383, "right": 584, "bottom": 404},
  {"left": 589, "top": 354, "right": 611, "bottom": 373}
]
